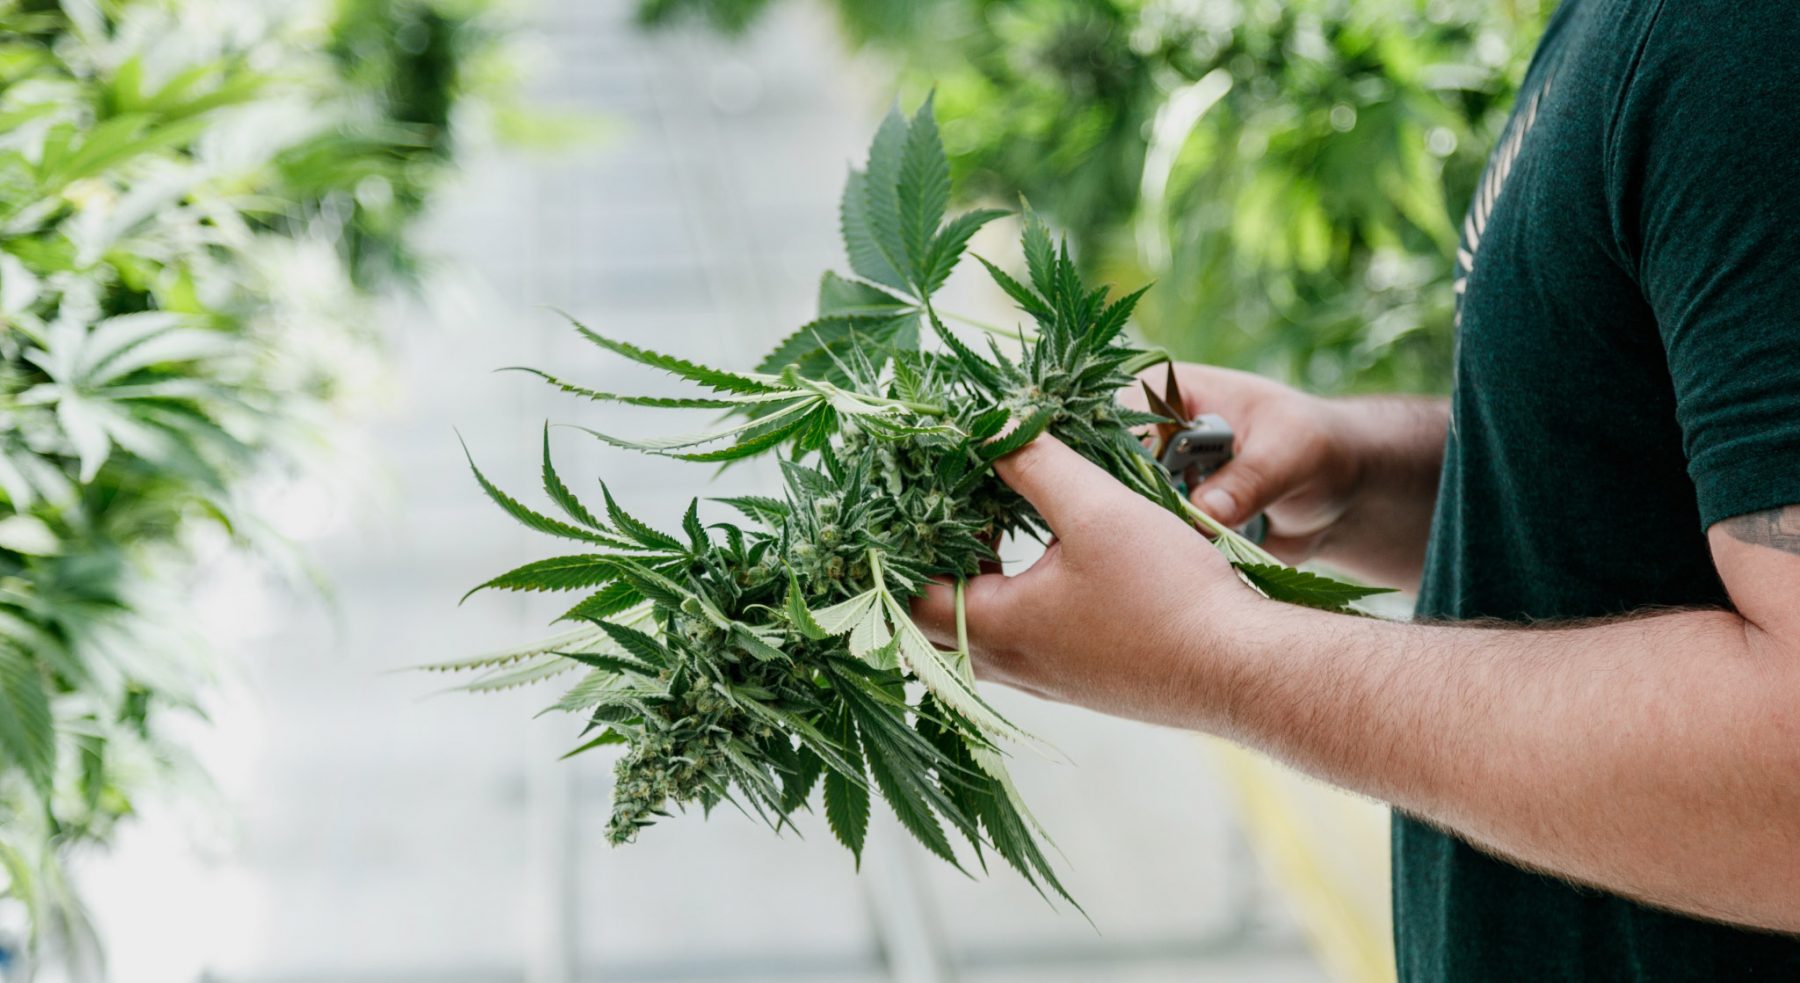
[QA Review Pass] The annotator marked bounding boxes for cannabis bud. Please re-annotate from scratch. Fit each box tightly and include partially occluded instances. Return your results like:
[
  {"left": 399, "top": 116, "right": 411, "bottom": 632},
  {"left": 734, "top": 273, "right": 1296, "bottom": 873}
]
[{"left": 429, "top": 97, "right": 1385, "bottom": 906}]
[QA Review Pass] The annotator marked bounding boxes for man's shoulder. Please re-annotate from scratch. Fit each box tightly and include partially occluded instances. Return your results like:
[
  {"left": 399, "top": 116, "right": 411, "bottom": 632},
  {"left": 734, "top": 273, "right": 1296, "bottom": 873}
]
[{"left": 1631, "top": 0, "right": 1800, "bottom": 70}]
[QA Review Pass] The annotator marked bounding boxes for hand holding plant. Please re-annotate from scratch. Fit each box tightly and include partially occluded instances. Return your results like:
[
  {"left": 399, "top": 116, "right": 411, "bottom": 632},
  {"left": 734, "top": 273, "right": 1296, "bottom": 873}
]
[
  {"left": 911, "top": 431, "right": 1265, "bottom": 730},
  {"left": 434, "top": 98, "right": 1387, "bottom": 902}
]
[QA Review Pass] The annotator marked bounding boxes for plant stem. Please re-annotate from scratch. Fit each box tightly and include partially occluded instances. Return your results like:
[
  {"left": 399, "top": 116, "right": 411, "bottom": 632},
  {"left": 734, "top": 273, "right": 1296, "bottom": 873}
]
[
  {"left": 954, "top": 578, "right": 970, "bottom": 660},
  {"left": 867, "top": 547, "right": 883, "bottom": 583},
  {"left": 799, "top": 374, "right": 947, "bottom": 417},
  {"left": 1178, "top": 496, "right": 1282, "bottom": 566},
  {"left": 867, "top": 395, "right": 948, "bottom": 416},
  {"left": 1127, "top": 449, "right": 1283, "bottom": 566}
]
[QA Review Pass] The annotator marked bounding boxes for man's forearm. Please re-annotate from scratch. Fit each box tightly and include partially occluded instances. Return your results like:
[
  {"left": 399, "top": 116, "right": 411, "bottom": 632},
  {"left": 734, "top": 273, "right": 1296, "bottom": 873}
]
[
  {"left": 1313, "top": 396, "right": 1449, "bottom": 589},
  {"left": 1202, "top": 599, "right": 1800, "bottom": 932}
]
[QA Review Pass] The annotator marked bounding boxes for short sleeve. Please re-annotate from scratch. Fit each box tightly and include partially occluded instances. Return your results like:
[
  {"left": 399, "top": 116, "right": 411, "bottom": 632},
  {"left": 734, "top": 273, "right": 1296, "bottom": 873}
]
[{"left": 1612, "top": 3, "right": 1800, "bottom": 528}]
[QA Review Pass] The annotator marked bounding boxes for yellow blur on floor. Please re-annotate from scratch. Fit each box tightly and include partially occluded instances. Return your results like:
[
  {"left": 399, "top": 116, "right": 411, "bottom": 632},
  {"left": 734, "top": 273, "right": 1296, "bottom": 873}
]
[{"left": 1210, "top": 740, "right": 1397, "bottom": 983}]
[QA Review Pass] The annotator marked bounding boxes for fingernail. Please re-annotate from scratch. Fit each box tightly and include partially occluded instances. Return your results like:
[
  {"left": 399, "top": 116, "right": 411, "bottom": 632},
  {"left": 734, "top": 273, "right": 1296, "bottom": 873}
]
[{"left": 1199, "top": 488, "right": 1237, "bottom": 522}]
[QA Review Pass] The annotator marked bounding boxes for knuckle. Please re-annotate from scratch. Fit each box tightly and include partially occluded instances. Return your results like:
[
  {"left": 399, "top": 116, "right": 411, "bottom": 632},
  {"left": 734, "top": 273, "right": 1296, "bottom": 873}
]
[
  {"left": 1290, "top": 424, "right": 1332, "bottom": 462},
  {"left": 1224, "top": 458, "right": 1270, "bottom": 499}
]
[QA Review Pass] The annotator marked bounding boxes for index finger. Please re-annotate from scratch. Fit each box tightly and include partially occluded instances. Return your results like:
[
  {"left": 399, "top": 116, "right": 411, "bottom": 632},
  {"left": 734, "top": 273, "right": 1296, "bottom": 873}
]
[{"left": 990, "top": 433, "right": 1127, "bottom": 536}]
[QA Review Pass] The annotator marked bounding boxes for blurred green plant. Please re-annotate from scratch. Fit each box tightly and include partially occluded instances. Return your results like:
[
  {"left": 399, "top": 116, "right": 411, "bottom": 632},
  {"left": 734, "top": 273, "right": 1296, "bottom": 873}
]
[
  {"left": 0, "top": 0, "right": 506, "bottom": 967},
  {"left": 636, "top": 0, "right": 1548, "bottom": 393}
]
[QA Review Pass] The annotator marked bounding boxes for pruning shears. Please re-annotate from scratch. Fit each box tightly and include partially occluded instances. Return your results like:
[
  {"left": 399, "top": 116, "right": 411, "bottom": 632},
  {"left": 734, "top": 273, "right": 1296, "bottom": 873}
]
[{"left": 1142, "top": 368, "right": 1270, "bottom": 545}]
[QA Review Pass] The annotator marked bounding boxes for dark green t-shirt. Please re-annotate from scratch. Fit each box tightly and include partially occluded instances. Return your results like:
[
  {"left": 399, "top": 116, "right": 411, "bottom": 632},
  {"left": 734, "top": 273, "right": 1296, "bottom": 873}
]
[{"left": 1400, "top": 0, "right": 1800, "bottom": 978}]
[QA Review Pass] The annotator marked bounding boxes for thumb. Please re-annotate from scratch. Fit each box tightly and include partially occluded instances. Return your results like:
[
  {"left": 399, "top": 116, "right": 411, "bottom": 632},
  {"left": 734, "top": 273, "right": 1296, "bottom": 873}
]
[
  {"left": 1191, "top": 457, "right": 1281, "bottom": 528},
  {"left": 990, "top": 433, "right": 1123, "bottom": 537}
]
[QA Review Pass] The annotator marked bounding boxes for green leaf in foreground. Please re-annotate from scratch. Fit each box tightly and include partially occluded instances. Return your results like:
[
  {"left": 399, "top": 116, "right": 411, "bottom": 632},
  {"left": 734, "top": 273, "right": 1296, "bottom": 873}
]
[
  {"left": 823, "top": 710, "right": 871, "bottom": 864},
  {"left": 1234, "top": 562, "right": 1396, "bottom": 612},
  {"left": 0, "top": 645, "right": 54, "bottom": 796}
]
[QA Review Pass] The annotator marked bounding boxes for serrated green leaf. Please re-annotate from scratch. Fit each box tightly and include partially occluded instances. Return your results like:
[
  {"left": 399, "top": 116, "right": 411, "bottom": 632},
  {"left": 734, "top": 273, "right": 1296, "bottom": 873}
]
[
  {"left": 967, "top": 406, "right": 1011, "bottom": 442},
  {"left": 754, "top": 315, "right": 917, "bottom": 384},
  {"left": 547, "top": 670, "right": 618, "bottom": 713},
  {"left": 787, "top": 571, "right": 829, "bottom": 640},
  {"left": 710, "top": 495, "right": 789, "bottom": 526},
  {"left": 1115, "top": 407, "right": 1172, "bottom": 428},
  {"left": 840, "top": 168, "right": 908, "bottom": 292},
  {"left": 979, "top": 408, "right": 1052, "bottom": 462},
  {"left": 969, "top": 742, "right": 1079, "bottom": 909},
  {"left": 1021, "top": 208, "right": 1058, "bottom": 299},
  {"left": 817, "top": 271, "right": 912, "bottom": 318},
  {"left": 732, "top": 626, "right": 788, "bottom": 662},
  {"left": 574, "top": 396, "right": 815, "bottom": 454},
  {"left": 860, "top": 716, "right": 958, "bottom": 867},
  {"left": 558, "top": 581, "right": 644, "bottom": 623},
  {"left": 666, "top": 409, "right": 817, "bottom": 463},
  {"left": 977, "top": 255, "right": 1053, "bottom": 322},
  {"left": 561, "top": 729, "right": 627, "bottom": 759},
  {"left": 916, "top": 695, "right": 987, "bottom": 864},
  {"left": 809, "top": 589, "right": 879, "bottom": 636},
  {"left": 541, "top": 426, "right": 602, "bottom": 528},
  {"left": 571, "top": 320, "right": 782, "bottom": 394},
  {"left": 557, "top": 649, "right": 659, "bottom": 677},
  {"left": 925, "top": 309, "right": 1004, "bottom": 394},
  {"left": 608, "top": 559, "right": 690, "bottom": 608},
  {"left": 462, "top": 554, "right": 621, "bottom": 602},
  {"left": 459, "top": 654, "right": 577, "bottom": 693},
  {"left": 780, "top": 743, "right": 825, "bottom": 813},
  {"left": 599, "top": 483, "right": 688, "bottom": 553},
  {"left": 924, "top": 208, "right": 1007, "bottom": 295},
  {"left": 896, "top": 94, "right": 950, "bottom": 287},
  {"left": 416, "top": 625, "right": 607, "bottom": 674},
  {"left": 593, "top": 618, "right": 671, "bottom": 668},
  {"left": 1090, "top": 283, "right": 1151, "bottom": 348},
  {"left": 460, "top": 436, "right": 619, "bottom": 547},
  {"left": 1234, "top": 562, "right": 1394, "bottom": 611},
  {"left": 823, "top": 710, "right": 870, "bottom": 864},
  {"left": 848, "top": 602, "right": 895, "bottom": 665},
  {"left": 681, "top": 499, "right": 707, "bottom": 550},
  {"left": 882, "top": 592, "right": 1025, "bottom": 744},
  {"left": 509, "top": 366, "right": 792, "bottom": 408},
  {"left": 0, "top": 644, "right": 53, "bottom": 796},
  {"left": 861, "top": 106, "right": 912, "bottom": 291}
]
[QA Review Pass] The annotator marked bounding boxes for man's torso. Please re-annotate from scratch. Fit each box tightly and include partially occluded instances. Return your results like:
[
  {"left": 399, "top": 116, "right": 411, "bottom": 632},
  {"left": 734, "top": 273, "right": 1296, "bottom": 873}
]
[{"left": 1401, "top": 0, "right": 1800, "bottom": 977}]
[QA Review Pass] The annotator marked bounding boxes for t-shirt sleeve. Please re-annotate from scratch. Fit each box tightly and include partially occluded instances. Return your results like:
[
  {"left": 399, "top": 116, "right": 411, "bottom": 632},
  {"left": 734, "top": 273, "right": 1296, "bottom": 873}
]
[{"left": 1610, "top": 3, "right": 1800, "bottom": 529}]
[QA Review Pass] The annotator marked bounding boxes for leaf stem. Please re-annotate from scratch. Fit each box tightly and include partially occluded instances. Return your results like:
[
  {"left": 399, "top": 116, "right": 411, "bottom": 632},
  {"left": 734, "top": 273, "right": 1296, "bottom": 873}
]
[
  {"left": 1178, "top": 497, "right": 1282, "bottom": 566},
  {"left": 954, "top": 578, "right": 970, "bottom": 660},
  {"left": 1127, "top": 450, "right": 1282, "bottom": 566},
  {"left": 863, "top": 394, "right": 948, "bottom": 416},
  {"left": 866, "top": 547, "right": 886, "bottom": 594},
  {"left": 1121, "top": 347, "right": 1172, "bottom": 376},
  {"left": 790, "top": 371, "right": 947, "bottom": 417}
]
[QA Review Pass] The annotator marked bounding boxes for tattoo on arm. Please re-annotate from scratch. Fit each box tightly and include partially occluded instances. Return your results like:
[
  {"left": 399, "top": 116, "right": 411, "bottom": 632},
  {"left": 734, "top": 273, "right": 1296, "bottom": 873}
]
[{"left": 1720, "top": 506, "right": 1800, "bottom": 556}]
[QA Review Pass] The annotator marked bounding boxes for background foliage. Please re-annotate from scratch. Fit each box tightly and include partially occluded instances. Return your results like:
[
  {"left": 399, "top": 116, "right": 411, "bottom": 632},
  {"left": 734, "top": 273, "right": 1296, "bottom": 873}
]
[
  {"left": 638, "top": 0, "right": 1549, "bottom": 393},
  {"left": 0, "top": 0, "right": 502, "bottom": 963}
]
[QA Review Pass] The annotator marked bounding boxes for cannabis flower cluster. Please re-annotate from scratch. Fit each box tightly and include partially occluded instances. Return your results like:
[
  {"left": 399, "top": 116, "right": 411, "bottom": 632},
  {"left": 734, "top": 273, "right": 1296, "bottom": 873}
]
[{"left": 429, "top": 98, "right": 1381, "bottom": 902}]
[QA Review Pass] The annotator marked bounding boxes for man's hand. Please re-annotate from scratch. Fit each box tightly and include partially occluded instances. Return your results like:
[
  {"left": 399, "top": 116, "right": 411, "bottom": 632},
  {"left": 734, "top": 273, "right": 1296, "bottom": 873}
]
[
  {"left": 912, "top": 434, "right": 1264, "bottom": 728},
  {"left": 911, "top": 431, "right": 1800, "bottom": 932},
  {"left": 1126, "top": 363, "right": 1448, "bottom": 590}
]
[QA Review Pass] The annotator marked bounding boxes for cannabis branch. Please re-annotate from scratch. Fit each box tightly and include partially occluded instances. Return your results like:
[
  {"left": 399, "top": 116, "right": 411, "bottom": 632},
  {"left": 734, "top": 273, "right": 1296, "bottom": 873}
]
[{"left": 429, "top": 98, "right": 1385, "bottom": 902}]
